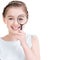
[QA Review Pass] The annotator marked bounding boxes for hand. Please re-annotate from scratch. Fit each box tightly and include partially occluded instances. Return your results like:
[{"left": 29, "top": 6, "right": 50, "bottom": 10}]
[{"left": 13, "top": 30, "right": 26, "bottom": 44}]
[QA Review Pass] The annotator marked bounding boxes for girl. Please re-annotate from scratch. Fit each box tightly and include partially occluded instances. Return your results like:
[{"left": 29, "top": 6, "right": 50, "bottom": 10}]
[{"left": 0, "top": 0, "right": 40, "bottom": 60}]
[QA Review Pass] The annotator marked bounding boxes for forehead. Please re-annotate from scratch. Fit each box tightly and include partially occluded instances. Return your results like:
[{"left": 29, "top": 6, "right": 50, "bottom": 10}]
[{"left": 6, "top": 7, "right": 26, "bottom": 17}]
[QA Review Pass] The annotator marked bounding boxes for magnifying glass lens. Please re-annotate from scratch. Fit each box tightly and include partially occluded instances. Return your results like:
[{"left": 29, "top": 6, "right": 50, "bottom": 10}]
[{"left": 17, "top": 18, "right": 27, "bottom": 30}]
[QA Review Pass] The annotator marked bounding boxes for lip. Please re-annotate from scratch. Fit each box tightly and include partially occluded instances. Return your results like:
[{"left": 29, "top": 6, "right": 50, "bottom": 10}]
[{"left": 11, "top": 26, "right": 20, "bottom": 31}]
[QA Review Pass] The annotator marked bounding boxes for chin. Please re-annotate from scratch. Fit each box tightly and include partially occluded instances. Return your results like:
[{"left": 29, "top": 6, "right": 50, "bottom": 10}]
[{"left": 9, "top": 30, "right": 19, "bottom": 35}]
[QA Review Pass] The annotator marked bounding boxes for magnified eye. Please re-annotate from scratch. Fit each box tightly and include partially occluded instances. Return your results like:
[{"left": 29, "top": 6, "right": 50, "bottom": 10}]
[{"left": 18, "top": 18, "right": 23, "bottom": 21}]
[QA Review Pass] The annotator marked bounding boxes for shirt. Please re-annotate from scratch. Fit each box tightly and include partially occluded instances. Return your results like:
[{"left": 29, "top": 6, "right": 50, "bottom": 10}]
[{"left": 0, "top": 34, "right": 32, "bottom": 60}]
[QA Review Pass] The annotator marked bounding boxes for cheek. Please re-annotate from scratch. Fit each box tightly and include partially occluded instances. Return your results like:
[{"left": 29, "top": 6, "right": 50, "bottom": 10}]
[
  {"left": 7, "top": 20, "right": 13, "bottom": 25},
  {"left": 6, "top": 21, "right": 12, "bottom": 28}
]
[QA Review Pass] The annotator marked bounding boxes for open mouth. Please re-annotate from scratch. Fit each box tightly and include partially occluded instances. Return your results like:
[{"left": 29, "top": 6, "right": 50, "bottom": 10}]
[{"left": 11, "top": 26, "right": 20, "bottom": 31}]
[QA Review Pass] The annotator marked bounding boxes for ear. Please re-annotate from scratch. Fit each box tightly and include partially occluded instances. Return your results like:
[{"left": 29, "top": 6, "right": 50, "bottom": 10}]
[{"left": 3, "top": 16, "right": 7, "bottom": 24}]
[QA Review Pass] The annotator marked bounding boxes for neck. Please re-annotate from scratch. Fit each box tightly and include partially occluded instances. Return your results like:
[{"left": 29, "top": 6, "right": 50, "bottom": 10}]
[
  {"left": 2, "top": 32, "right": 17, "bottom": 41},
  {"left": 8, "top": 32, "right": 17, "bottom": 41}
]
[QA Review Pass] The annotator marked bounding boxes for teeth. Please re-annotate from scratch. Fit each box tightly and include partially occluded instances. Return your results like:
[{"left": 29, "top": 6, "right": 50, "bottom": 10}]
[{"left": 11, "top": 26, "right": 20, "bottom": 30}]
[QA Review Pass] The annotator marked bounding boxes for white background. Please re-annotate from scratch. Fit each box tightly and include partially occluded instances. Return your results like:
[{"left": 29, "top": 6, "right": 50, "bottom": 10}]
[{"left": 0, "top": 0, "right": 60, "bottom": 60}]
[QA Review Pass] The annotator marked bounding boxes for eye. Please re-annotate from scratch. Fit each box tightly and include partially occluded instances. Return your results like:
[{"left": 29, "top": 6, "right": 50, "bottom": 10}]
[{"left": 9, "top": 18, "right": 13, "bottom": 20}]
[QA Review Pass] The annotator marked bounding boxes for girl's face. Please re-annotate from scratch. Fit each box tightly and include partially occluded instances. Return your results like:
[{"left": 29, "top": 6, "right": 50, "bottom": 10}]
[{"left": 3, "top": 7, "right": 27, "bottom": 34}]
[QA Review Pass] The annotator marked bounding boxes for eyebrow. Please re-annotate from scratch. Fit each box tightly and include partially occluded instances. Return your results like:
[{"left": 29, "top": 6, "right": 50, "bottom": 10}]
[
  {"left": 18, "top": 15, "right": 26, "bottom": 17},
  {"left": 7, "top": 14, "right": 25, "bottom": 17},
  {"left": 8, "top": 16, "right": 14, "bottom": 17}
]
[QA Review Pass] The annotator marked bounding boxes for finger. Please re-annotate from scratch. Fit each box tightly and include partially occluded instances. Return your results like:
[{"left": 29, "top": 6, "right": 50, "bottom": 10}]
[
  {"left": 18, "top": 29, "right": 25, "bottom": 34},
  {"left": 14, "top": 31, "right": 26, "bottom": 37}
]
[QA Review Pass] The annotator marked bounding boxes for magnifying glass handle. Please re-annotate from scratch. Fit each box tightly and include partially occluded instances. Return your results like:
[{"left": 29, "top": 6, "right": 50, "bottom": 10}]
[{"left": 20, "top": 24, "right": 23, "bottom": 30}]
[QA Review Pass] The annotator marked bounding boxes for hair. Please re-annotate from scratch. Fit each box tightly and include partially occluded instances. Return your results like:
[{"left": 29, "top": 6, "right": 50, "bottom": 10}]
[{"left": 2, "top": 0, "right": 28, "bottom": 18}]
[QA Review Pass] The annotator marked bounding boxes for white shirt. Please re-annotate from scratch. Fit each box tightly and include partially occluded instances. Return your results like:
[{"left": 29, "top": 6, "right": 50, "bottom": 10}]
[{"left": 0, "top": 34, "right": 32, "bottom": 60}]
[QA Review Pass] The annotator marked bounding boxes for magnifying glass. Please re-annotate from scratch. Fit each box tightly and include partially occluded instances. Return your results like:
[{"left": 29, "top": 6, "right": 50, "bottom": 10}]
[{"left": 17, "top": 16, "right": 27, "bottom": 30}]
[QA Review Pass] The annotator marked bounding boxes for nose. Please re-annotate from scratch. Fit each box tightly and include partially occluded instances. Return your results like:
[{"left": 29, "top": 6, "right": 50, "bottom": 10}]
[{"left": 13, "top": 19, "right": 19, "bottom": 25}]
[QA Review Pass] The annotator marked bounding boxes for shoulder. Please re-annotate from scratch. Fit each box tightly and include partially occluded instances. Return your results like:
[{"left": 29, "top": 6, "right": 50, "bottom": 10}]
[
  {"left": 26, "top": 33, "right": 39, "bottom": 43},
  {"left": 31, "top": 35, "right": 39, "bottom": 44},
  {"left": 26, "top": 33, "right": 40, "bottom": 47},
  {"left": 31, "top": 35, "right": 38, "bottom": 40}
]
